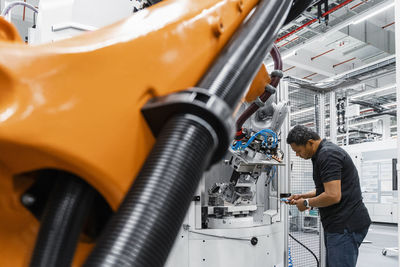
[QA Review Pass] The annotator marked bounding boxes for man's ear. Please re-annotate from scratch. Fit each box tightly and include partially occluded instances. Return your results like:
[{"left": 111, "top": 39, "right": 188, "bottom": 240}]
[{"left": 307, "top": 139, "right": 319, "bottom": 149}]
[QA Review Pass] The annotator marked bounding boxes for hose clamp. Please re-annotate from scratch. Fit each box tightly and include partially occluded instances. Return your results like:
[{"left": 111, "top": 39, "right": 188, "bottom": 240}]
[
  {"left": 271, "top": 70, "right": 283, "bottom": 78},
  {"left": 265, "top": 84, "right": 276, "bottom": 94},
  {"left": 254, "top": 97, "right": 265, "bottom": 107},
  {"left": 141, "top": 87, "right": 234, "bottom": 165}
]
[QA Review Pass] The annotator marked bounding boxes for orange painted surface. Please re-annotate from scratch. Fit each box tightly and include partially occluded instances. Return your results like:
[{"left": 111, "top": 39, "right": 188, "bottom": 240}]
[
  {"left": 244, "top": 64, "right": 271, "bottom": 103},
  {"left": 0, "top": 0, "right": 260, "bottom": 265},
  {"left": 0, "top": 17, "right": 22, "bottom": 42}
]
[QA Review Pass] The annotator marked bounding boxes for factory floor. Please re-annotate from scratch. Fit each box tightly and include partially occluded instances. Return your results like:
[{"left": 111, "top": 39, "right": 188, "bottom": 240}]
[
  {"left": 357, "top": 223, "right": 398, "bottom": 267},
  {"left": 289, "top": 223, "right": 398, "bottom": 267}
]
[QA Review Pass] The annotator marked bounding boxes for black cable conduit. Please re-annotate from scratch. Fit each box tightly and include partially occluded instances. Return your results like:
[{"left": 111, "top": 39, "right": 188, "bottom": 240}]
[{"left": 29, "top": 174, "right": 95, "bottom": 267}]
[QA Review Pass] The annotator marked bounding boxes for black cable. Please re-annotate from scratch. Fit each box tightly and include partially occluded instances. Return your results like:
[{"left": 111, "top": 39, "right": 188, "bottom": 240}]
[
  {"left": 189, "top": 230, "right": 251, "bottom": 242},
  {"left": 289, "top": 233, "right": 320, "bottom": 267},
  {"left": 284, "top": 0, "right": 314, "bottom": 25},
  {"left": 30, "top": 174, "right": 95, "bottom": 267},
  {"left": 148, "top": 0, "right": 162, "bottom": 4},
  {"left": 198, "top": 0, "right": 292, "bottom": 108}
]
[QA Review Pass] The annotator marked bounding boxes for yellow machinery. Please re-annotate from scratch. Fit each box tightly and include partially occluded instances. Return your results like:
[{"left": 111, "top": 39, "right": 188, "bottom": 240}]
[{"left": 0, "top": 0, "right": 309, "bottom": 266}]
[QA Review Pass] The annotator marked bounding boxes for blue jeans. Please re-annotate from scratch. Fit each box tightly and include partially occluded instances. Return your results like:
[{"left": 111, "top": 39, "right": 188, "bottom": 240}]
[{"left": 324, "top": 226, "right": 369, "bottom": 267}]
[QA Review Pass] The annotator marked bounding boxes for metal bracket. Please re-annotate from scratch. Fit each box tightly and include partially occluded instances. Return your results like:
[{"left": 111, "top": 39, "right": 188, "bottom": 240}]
[
  {"left": 254, "top": 97, "right": 265, "bottom": 107},
  {"left": 141, "top": 87, "right": 234, "bottom": 164},
  {"left": 271, "top": 70, "right": 283, "bottom": 78},
  {"left": 52, "top": 22, "right": 98, "bottom": 32},
  {"left": 265, "top": 84, "right": 277, "bottom": 94}
]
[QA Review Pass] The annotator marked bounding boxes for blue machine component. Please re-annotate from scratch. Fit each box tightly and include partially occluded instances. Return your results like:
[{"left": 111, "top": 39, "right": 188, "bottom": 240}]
[{"left": 231, "top": 129, "right": 278, "bottom": 151}]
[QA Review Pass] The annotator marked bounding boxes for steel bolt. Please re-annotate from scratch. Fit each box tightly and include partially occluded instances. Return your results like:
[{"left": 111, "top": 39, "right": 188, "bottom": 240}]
[{"left": 21, "top": 194, "right": 35, "bottom": 206}]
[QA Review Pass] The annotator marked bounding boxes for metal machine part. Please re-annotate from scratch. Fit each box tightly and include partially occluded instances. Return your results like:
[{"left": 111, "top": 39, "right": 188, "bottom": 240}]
[
  {"left": 164, "top": 79, "right": 291, "bottom": 267},
  {"left": 251, "top": 100, "right": 290, "bottom": 133},
  {"left": 205, "top": 148, "right": 282, "bottom": 228},
  {"left": 205, "top": 90, "right": 287, "bottom": 229},
  {"left": 228, "top": 150, "right": 283, "bottom": 174},
  {"left": 208, "top": 174, "right": 256, "bottom": 206},
  {"left": 142, "top": 87, "right": 234, "bottom": 165}
]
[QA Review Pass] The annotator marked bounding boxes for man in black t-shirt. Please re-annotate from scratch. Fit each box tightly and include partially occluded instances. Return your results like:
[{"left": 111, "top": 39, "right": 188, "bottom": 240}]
[{"left": 286, "top": 125, "right": 371, "bottom": 267}]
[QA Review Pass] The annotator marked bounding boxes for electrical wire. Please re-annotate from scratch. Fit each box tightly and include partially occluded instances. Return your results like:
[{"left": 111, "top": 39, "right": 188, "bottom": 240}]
[
  {"left": 232, "top": 129, "right": 278, "bottom": 151},
  {"left": 265, "top": 166, "right": 277, "bottom": 186},
  {"left": 189, "top": 230, "right": 252, "bottom": 242},
  {"left": 289, "top": 233, "right": 320, "bottom": 267},
  {"left": 1, "top": 1, "right": 38, "bottom": 17}
]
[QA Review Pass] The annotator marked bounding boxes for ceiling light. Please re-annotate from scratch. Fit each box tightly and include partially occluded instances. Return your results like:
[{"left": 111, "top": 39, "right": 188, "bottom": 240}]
[
  {"left": 265, "top": 50, "right": 296, "bottom": 68},
  {"left": 350, "top": 119, "right": 379, "bottom": 127},
  {"left": 382, "top": 102, "right": 397, "bottom": 108},
  {"left": 352, "top": 2, "right": 394, "bottom": 25},
  {"left": 291, "top": 107, "right": 314, "bottom": 116},
  {"left": 265, "top": 63, "right": 274, "bottom": 69},
  {"left": 282, "top": 50, "right": 296, "bottom": 60},
  {"left": 351, "top": 84, "right": 396, "bottom": 99}
]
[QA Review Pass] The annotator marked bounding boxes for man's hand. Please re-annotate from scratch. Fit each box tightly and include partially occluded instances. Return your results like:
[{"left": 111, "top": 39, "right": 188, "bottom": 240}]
[
  {"left": 287, "top": 194, "right": 302, "bottom": 205},
  {"left": 294, "top": 198, "right": 308, "bottom": 212}
]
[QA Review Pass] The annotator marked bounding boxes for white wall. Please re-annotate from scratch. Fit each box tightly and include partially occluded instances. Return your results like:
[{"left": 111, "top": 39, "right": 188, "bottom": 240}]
[{"left": 344, "top": 139, "right": 398, "bottom": 223}]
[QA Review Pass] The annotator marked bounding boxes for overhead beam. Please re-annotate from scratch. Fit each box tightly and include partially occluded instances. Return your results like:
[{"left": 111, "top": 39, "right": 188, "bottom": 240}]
[
  {"left": 340, "top": 21, "right": 395, "bottom": 55},
  {"left": 271, "top": 0, "right": 394, "bottom": 60},
  {"left": 284, "top": 49, "right": 337, "bottom": 77}
]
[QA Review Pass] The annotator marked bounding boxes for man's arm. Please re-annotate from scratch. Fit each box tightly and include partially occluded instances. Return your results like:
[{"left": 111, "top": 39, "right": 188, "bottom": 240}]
[
  {"left": 309, "top": 180, "right": 341, "bottom": 207},
  {"left": 287, "top": 189, "right": 316, "bottom": 204},
  {"left": 301, "top": 190, "right": 317, "bottom": 199},
  {"left": 295, "top": 180, "right": 341, "bottom": 211}
]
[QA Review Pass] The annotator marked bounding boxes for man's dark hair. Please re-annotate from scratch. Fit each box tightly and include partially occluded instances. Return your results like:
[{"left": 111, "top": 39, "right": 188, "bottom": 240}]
[{"left": 286, "top": 125, "right": 320, "bottom": 145}]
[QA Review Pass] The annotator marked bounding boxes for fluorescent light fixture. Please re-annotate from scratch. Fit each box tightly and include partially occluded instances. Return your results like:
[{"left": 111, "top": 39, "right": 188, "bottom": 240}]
[
  {"left": 265, "top": 63, "right": 274, "bottom": 69},
  {"left": 282, "top": 50, "right": 296, "bottom": 60},
  {"left": 382, "top": 102, "right": 396, "bottom": 108},
  {"left": 350, "top": 119, "right": 379, "bottom": 127},
  {"left": 265, "top": 50, "right": 296, "bottom": 68},
  {"left": 352, "top": 2, "right": 394, "bottom": 24},
  {"left": 337, "top": 133, "right": 357, "bottom": 138},
  {"left": 351, "top": 84, "right": 396, "bottom": 99},
  {"left": 291, "top": 107, "right": 314, "bottom": 116}
]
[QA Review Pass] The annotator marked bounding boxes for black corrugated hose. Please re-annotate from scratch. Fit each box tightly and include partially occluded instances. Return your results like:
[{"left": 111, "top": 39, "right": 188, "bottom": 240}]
[
  {"left": 283, "top": 0, "right": 314, "bottom": 25},
  {"left": 29, "top": 174, "right": 95, "bottom": 267},
  {"left": 85, "top": 114, "right": 215, "bottom": 266},
  {"left": 199, "top": 0, "right": 292, "bottom": 107},
  {"left": 148, "top": 0, "right": 162, "bottom": 4},
  {"left": 84, "top": 0, "right": 292, "bottom": 266}
]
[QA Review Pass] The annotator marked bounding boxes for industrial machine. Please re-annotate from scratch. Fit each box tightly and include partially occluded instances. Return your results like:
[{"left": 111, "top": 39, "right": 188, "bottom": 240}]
[
  {"left": 0, "top": 0, "right": 309, "bottom": 266},
  {"left": 163, "top": 60, "right": 290, "bottom": 266}
]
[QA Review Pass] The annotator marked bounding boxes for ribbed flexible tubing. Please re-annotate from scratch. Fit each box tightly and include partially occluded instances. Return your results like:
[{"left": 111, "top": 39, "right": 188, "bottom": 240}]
[
  {"left": 84, "top": 114, "right": 215, "bottom": 267},
  {"left": 235, "top": 44, "right": 283, "bottom": 132},
  {"left": 29, "top": 174, "right": 95, "bottom": 267},
  {"left": 85, "top": 0, "right": 292, "bottom": 266},
  {"left": 198, "top": 0, "right": 292, "bottom": 107},
  {"left": 283, "top": 0, "right": 314, "bottom": 25}
]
